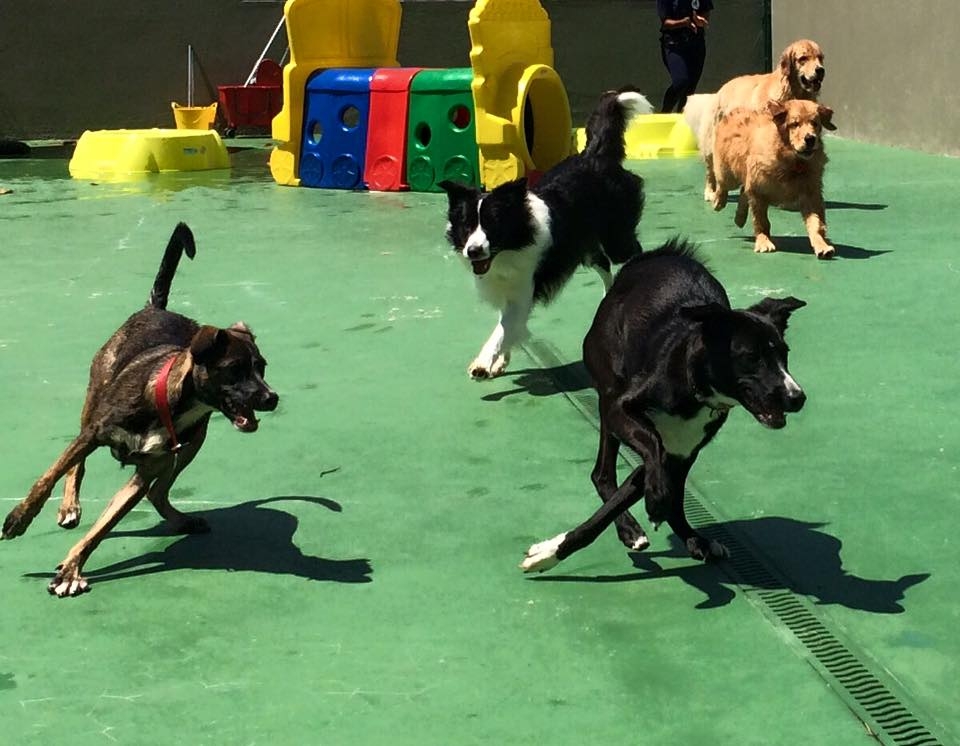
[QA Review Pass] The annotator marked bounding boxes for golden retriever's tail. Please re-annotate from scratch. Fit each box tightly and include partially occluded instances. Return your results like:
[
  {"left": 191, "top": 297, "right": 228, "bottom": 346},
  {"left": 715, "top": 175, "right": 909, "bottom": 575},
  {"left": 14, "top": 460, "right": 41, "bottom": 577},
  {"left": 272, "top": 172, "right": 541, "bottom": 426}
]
[
  {"left": 582, "top": 88, "right": 653, "bottom": 163},
  {"left": 682, "top": 93, "right": 719, "bottom": 159}
]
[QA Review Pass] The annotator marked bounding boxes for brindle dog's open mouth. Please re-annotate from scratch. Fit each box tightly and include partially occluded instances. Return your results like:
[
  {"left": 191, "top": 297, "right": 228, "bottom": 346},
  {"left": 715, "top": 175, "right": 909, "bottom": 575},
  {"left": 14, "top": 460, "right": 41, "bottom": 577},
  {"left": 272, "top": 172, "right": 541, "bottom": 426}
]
[
  {"left": 471, "top": 257, "right": 493, "bottom": 276},
  {"left": 227, "top": 408, "right": 259, "bottom": 432}
]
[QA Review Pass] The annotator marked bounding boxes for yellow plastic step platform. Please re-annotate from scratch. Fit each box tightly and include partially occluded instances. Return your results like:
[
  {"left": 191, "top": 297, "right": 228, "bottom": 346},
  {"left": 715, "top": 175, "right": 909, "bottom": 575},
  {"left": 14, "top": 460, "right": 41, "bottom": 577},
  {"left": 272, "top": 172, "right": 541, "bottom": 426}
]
[
  {"left": 575, "top": 113, "right": 699, "bottom": 159},
  {"left": 69, "top": 128, "right": 230, "bottom": 180}
]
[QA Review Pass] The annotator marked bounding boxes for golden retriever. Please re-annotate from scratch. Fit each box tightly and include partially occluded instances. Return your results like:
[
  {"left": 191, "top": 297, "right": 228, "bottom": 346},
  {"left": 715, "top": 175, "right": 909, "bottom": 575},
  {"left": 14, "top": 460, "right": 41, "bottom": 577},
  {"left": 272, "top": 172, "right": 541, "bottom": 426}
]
[
  {"left": 711, "top": 99, "right": 836, "bottom": 258},
  {"left": 684, "top": 39, "right": 826, "bottom": 201}
]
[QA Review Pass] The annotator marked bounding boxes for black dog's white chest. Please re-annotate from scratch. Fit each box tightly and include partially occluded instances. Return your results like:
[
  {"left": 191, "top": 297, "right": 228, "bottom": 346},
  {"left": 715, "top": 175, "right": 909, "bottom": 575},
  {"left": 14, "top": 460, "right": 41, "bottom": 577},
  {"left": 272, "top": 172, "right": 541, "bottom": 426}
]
[{"left": 648, "top": 407, "right": 728, "bottom": 458}]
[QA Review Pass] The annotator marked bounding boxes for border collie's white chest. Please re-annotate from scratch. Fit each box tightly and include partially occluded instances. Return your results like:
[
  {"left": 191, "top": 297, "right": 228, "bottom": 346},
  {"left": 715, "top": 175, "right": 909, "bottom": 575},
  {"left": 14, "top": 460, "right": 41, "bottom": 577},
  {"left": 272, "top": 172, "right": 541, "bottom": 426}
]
[
  {"left": 471, "top": 249, "right": 545, "bottom": 308},
  {"left": 648, "top": 407, "right": 728, "bottom": 458}
]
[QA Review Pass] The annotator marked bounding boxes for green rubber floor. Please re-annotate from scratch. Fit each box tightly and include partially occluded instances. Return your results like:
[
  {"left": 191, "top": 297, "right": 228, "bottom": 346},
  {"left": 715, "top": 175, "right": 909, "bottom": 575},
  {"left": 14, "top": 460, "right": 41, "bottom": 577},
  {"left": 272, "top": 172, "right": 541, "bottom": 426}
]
[{"left": 0, "top": 139, "right": 956, "bottom": 745}]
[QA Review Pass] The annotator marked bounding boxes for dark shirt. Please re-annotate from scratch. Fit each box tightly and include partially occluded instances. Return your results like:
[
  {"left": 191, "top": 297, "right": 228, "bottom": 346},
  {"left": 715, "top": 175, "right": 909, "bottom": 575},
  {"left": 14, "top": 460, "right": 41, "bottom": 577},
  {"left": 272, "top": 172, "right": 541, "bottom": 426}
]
[{"left": 658, "top": 0, "right": 714, "bottom": 26}]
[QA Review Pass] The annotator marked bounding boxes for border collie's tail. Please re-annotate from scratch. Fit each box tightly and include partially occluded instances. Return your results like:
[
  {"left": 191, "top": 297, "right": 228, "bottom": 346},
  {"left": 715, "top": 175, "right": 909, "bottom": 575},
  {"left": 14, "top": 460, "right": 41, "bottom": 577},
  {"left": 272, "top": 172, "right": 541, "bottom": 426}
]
[
  {"left": 149, "top": 223, "right": 196, "bottom": 310},
  {"left": 682, "top": 93, "right": 719, "bottom": 159},
  {"left": 582, "top": 88, "right": 654, "bottom": 163}
]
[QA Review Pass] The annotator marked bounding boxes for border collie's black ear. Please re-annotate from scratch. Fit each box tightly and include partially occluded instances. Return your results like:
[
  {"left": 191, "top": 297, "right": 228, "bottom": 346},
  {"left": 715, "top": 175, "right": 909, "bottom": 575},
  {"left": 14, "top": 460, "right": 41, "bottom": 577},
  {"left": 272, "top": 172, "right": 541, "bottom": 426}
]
[
  {"left": 680, "top": 302, "right": 728, "bottom": 322},
  {"left": 749, "top": 296, "right": 807, "bottom": 334},
  {"left": 492, "top": 176, "right": 529, "bottom": 194},
  {"left": 438, "top": 180, "right": 480, "bottom": 207}
]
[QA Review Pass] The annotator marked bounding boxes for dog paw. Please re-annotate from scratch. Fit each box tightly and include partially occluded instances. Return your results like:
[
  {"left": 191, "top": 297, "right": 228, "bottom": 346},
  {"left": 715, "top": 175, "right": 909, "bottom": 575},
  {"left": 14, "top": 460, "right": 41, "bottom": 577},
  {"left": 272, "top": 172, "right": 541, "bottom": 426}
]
[
  {"left": 468, "top": 356, "right": 507, "bottom": 380},
  {"left": 814, "top": 243, "right": 835, "bottom": 259},
  {"left": 616, "top": 519, "right": 650, "bottom": 551},
  {"left": 711, "top": 192, "right": 727, "bottom": 211},
  {"left": 2, "top": 507, "right": 32, "bottom": 539},
  {"left": 754, "top": 236, "right": 778, "bottom": 254},
  {"left": 48, "top": 563, "right": 90, "bottom": 598},
  {"left": 468, "top": 362, "right": 492, "bottom": 380},
  {"left": 686, "top": 536, "right": 730, "bottom": 562},
  {"left": 703, "top": 186, "right": 716, "bottom": 203},
  {"left": 520, "top": 532, "right": 567, "bottom": 573},
  {"left": 57, "top": 506, "right": 81, "bottom": 530}
]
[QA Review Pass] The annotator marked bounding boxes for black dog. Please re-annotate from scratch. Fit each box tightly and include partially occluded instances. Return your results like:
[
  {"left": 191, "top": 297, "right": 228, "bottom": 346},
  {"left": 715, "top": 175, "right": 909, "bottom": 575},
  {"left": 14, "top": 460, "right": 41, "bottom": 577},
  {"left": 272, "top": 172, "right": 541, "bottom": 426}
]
[
  {"left": 440, "top": 89, "right": 652, "bottom": 379},
  {"left": 2, "top": 223, "right": 279, "bottom": 596},
  {"left": 521, "top": 239, "right": 806, "bottom": 572}
]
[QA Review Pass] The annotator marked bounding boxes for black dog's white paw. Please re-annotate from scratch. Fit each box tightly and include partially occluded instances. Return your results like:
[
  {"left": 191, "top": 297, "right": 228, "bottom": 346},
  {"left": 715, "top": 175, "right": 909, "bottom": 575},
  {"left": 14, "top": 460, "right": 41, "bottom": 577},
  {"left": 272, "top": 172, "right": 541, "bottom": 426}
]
[
  {"left": 616, "top": 520, "right": 650, "bottom": 551},
  {"left": 520, "top": 532, "right": 567, "bottom": 573}
]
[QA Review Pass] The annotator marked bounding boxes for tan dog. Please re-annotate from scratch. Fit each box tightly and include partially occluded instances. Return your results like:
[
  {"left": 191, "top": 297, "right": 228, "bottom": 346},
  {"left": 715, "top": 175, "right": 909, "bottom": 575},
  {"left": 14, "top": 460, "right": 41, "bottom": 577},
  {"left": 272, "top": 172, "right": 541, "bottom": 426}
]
[
  {"left": 684, "top": 39, "right": 826, "bottom": 202},
  {"left": 711, "top": 99, "right": 837, "bottom": 258}
]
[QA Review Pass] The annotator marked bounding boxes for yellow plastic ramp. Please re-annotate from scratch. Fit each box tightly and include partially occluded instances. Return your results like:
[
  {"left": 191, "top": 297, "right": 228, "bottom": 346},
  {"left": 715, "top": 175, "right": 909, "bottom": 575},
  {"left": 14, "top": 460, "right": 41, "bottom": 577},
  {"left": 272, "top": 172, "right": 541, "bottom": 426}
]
[
  {"left": 574, "top": 114, "right": 699, "bottom": 160},
  {"left": 269, "top": 0, "right": 401, "bottom": 186},
  {"left": 467, "top": 0, "right": 572, "bottom": 189},
  {"left": 69, "top": 129, "right": 230, "bottom": 180}
]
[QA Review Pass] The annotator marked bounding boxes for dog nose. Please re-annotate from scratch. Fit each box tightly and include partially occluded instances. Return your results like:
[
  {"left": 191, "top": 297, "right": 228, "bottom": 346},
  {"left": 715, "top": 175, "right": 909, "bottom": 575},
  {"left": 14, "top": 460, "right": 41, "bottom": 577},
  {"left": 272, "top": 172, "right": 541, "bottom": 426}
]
[
  {"left": 785, "top": 387, "right": 806, "bottom": 412},
  {"left": 260, "top": 390, "right": 279, "bottom": 411},
  {"left": 804, "top": 134, "right": 817, "bottom": 147},
  {"left": 466, "top": 244, "right": 486, "bottom": 260},
  {"left": 814, "top": 66, "right": 825, "bottom": 81}
]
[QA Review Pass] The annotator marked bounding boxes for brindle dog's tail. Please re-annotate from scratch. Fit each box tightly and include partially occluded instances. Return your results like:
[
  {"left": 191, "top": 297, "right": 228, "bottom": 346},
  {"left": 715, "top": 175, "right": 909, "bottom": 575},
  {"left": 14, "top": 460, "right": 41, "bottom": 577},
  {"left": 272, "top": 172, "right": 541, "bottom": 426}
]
[{"left": 149, "top": 222, "right": 196, "bottom": 309}]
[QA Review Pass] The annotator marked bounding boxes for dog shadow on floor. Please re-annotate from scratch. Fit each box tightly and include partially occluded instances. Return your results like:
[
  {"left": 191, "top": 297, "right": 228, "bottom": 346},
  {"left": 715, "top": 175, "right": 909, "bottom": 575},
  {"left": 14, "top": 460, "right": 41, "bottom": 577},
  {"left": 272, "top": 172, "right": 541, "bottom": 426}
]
[
  {"left": 531, "top": 516, "right": 929, "bottom": 614},
  {"left": 35, "top": 496, "right": 373, "bottom": 588},
  {"left": 482, "top": 362, "right": 593, "bottom": 402},
  {"left": 824, "top": 200, "right": 888, "bottom": 211},
  {"left": 739, "top": 235, "right": 891, "bottom": 260}
]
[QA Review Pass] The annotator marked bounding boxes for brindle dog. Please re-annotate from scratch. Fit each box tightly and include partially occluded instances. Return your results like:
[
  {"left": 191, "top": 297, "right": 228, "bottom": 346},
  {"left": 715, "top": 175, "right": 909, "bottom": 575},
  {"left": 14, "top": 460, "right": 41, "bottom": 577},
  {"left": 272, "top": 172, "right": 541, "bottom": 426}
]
[{"left": 2, "top": 223, "right": 278, "bottom": 597}]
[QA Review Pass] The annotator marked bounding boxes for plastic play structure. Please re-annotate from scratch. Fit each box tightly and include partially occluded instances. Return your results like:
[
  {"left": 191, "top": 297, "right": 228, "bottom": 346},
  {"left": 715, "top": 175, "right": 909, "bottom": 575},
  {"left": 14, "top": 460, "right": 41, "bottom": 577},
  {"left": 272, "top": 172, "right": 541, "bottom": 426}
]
[
  {"left": 68, "top": 129, "right": 230, "bottom": 180},
  {"left": 268, "top": 0, "right": 576, "bottom": 191},
  {"left": 269, "top": 0, "right": 402, "bottom": 187},
  {"left": 265, "top": 0, "right": 699, "bottom": 191},
  {"left": 467, "top": 0, "right": 572, "bottom": 187}
]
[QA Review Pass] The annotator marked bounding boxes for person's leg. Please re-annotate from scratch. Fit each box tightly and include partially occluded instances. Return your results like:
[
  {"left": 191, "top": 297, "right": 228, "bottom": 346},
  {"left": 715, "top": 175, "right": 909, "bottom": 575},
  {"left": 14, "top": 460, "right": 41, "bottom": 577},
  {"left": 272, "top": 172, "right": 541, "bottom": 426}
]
[
  {"left": 681, "top": 36, "right": 708, "bottom": 108},
  {"left": 660, "top": 43, "right": 693, "bottom": 113}
]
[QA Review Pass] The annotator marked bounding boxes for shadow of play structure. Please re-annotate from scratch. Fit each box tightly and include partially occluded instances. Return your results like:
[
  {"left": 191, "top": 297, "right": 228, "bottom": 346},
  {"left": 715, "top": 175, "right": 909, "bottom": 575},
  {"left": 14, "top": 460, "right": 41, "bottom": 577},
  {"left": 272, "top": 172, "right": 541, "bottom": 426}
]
[{"left": 269, "top": 0, "right": 574, "bottom": 191}]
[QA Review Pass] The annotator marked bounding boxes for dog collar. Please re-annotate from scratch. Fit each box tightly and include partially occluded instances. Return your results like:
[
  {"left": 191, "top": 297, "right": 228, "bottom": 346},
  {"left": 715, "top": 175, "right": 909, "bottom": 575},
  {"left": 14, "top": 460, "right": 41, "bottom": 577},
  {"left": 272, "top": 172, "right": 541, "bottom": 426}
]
[{"left": 155, "top": 354, "right": 181, "bottom": 452}]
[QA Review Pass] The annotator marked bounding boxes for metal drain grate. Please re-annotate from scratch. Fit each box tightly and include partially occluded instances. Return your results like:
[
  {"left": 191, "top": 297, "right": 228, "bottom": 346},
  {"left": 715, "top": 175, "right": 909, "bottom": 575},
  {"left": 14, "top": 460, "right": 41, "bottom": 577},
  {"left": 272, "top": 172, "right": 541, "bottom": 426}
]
[{"left": 522, "top": 338, "right": 948, "bottom": 746}]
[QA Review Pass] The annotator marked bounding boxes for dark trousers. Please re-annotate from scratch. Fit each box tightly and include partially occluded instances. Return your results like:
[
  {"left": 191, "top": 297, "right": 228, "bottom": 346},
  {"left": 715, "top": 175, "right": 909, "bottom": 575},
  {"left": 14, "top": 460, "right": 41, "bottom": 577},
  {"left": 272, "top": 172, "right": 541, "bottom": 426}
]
[{"left": 659, "top": 33, "right": 707, "bottom": 113}]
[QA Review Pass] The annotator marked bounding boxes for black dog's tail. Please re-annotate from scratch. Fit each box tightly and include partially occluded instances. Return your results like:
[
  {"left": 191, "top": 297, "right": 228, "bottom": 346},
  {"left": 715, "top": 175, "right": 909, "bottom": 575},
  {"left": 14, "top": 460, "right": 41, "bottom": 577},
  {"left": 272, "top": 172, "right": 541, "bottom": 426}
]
[
  {"left": 582, "top": 88, "right": 654, "bottom": 163},
  {"left": 149, "top": 223, "right": 196, "bottom": 309}
]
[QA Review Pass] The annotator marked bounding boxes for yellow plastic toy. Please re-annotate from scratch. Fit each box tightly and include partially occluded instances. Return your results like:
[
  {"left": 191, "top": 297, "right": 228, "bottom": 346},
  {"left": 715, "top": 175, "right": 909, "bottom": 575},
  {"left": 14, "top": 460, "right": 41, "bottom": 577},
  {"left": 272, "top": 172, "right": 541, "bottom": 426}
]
[
  {"left": 467, "top": 0, "right": 572, "bottom": 189},
  {"left": 574, "top": 113, "right": 699, "bottom": 160},
  {"left": 69, "top": 129, "right": 230, "bottom": 180},
  {"left": 270, "top": 0, "right": 402, "bottom": 186}
]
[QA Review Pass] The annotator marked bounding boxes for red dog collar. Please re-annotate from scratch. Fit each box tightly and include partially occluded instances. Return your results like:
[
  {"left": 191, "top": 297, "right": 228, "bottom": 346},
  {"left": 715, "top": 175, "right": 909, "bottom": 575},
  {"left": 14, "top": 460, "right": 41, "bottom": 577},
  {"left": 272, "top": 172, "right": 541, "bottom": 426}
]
[{"left": 155, "top": 354, "right": 181, "bottom": 451}]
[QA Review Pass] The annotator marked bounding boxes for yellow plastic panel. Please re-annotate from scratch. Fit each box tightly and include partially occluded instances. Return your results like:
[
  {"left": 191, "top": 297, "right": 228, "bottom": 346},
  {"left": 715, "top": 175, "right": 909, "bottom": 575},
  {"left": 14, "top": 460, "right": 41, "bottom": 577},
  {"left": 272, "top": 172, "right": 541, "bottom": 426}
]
[
  {"left": 69, "top": 129, "right": 230, "bottom": 180},
  {"left": 467, "top": 0, "right": 572, "bottom": 188},
  {"left": 269, "top": 0, "right": 402, "bottom": 186},
  {"left": 574, "top": 114, "right": 699, "bottom": 160}
]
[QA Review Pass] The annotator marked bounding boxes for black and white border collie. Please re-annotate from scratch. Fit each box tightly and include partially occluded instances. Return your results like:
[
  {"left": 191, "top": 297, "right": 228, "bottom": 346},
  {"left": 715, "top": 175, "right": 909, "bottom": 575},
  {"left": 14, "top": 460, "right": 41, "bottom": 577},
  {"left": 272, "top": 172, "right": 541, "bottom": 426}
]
[
  {"left": 520, "top": 240, "right": 807, "bottom": 573},
  {"left": 439, "top": 89, "right": 653, "bottom": 379}
]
